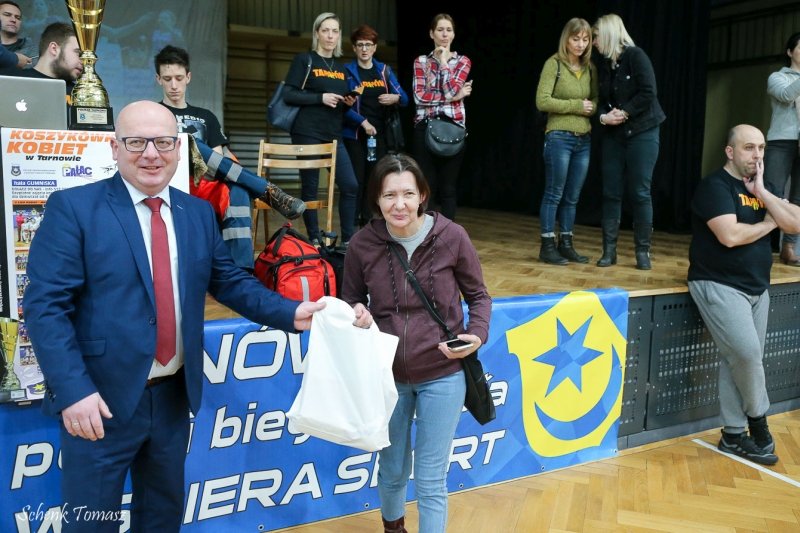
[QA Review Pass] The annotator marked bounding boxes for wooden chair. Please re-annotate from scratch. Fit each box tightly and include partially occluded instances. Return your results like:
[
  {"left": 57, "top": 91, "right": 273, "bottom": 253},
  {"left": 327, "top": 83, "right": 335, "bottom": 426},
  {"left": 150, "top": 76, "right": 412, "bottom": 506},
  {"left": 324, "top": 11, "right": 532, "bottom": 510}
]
[{"left": 252, "top": 140, "right": 337, "bottom": 245}]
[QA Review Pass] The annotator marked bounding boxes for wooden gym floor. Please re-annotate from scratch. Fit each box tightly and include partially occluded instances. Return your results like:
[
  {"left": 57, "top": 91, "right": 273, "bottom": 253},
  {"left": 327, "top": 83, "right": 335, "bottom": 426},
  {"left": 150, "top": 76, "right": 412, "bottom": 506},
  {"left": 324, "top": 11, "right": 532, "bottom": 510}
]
[
  {"left": 207, "top": 208, "right": 800, "bottom": 532},
  {"left": 279, "top": 409, "right": 800, "bottom": 533}
]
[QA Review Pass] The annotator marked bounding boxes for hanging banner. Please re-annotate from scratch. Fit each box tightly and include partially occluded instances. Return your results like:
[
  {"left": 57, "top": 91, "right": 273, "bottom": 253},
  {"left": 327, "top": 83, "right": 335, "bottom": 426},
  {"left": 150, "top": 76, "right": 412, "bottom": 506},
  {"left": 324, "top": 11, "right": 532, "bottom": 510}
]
[{"left": 1, "top": 289, "right": 628, "bottom": 531}]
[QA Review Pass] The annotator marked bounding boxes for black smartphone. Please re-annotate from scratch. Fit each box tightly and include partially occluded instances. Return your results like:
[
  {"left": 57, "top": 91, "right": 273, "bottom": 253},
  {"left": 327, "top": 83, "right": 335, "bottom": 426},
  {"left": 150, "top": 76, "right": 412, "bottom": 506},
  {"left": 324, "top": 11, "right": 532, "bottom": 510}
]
[{"left": 442, "top": 338, "right": 474, "bottom": 352}]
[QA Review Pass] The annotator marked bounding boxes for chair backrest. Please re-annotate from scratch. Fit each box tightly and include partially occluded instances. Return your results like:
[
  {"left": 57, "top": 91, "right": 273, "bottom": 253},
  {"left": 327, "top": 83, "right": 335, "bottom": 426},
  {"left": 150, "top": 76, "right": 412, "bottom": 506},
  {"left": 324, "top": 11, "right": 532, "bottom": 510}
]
[{"left": 254, "top": 140, "right": 338, "bottom": 243}]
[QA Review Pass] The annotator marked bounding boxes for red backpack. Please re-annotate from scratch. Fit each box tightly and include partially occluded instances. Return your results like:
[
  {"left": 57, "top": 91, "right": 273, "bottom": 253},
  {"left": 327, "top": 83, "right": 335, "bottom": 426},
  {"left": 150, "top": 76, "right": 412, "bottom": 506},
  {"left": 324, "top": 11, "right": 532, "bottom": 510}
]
[{"left": 254, "top": 223, "right": 336, "bottom": 301}]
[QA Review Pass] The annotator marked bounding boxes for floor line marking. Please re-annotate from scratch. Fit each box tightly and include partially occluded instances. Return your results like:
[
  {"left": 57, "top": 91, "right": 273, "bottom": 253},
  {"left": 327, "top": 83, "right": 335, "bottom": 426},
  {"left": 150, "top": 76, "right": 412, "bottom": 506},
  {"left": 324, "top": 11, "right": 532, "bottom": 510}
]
[{"left": 692, "top": 438, "right": 800, "bottom": 488}]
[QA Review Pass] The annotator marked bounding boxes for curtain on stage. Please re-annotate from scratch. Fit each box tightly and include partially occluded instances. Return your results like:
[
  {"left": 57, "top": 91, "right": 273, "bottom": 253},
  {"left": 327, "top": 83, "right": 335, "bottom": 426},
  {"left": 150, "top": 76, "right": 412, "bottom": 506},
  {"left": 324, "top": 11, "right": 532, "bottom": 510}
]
[{"left": 396, "top": 0, "right": 710, "bottom": 231}]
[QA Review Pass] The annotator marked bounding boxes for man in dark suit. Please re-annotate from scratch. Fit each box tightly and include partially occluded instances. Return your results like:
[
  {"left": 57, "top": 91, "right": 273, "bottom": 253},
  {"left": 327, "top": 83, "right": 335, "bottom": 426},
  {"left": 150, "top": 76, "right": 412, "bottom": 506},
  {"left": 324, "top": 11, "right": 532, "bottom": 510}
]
[{"left": 23, "top": 100, "right": 326, "bottom": 532}]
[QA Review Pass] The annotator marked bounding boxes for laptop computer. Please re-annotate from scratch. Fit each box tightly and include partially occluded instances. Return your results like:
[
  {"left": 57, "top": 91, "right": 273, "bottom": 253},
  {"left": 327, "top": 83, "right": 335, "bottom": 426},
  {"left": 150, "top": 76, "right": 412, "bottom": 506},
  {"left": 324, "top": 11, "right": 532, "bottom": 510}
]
[{"left": 0, "top": 75, "right": 68, "bottom": 129}]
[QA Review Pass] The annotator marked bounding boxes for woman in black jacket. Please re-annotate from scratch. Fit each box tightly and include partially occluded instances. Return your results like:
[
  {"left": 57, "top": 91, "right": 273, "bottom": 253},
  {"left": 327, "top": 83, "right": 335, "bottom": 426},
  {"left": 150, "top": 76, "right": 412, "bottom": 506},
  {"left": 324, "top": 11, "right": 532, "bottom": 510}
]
[
  {"left": 282, "top": 12, "right": 359, "bottom": 245},
  {"left": 593, "top": 14, "right": 665, "bottom": 269}
]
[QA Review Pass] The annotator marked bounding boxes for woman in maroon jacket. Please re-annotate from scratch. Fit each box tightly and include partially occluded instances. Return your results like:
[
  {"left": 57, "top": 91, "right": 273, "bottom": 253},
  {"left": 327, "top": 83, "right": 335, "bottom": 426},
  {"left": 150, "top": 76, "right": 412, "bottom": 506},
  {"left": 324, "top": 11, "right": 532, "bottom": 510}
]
[{"left": 342, "top": 153, "right": 491, "bottom": 533}]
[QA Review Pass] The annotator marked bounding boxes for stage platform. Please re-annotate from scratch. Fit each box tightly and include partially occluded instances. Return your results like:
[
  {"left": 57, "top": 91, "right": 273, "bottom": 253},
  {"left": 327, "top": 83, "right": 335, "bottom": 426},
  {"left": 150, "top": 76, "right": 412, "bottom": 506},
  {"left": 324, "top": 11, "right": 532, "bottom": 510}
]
[
  {"left": 206, "top": 207, "right": 800, "bottom": 318},
  {"left": 207, "top": 205, "right": 800, "bottom": 446}
]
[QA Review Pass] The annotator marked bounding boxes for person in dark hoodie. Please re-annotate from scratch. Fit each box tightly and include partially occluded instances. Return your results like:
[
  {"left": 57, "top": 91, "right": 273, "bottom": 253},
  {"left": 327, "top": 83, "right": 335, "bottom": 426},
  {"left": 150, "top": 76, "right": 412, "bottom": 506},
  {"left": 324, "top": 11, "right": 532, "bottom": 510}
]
[{"left": 341, "top": 153, "right": 491, "bottom": 533}]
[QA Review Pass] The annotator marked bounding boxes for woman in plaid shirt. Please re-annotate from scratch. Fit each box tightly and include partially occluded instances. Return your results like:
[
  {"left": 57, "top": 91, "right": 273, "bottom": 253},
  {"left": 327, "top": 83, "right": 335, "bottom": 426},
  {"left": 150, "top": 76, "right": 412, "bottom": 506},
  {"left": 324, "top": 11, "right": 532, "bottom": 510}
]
[{"left": 412, "top": 13, "right": 473, "bottom": 221}]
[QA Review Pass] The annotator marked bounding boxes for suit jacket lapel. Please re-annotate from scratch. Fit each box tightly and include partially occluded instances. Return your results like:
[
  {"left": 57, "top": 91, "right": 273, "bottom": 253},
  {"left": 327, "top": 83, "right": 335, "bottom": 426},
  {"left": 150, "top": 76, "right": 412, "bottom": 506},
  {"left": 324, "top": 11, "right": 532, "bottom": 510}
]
[
  {"left": 169, "top": 187, "right": 190, "bottom": 310},
  {"left": 106, "top": 174, "right": 156, "bottom": 308}
]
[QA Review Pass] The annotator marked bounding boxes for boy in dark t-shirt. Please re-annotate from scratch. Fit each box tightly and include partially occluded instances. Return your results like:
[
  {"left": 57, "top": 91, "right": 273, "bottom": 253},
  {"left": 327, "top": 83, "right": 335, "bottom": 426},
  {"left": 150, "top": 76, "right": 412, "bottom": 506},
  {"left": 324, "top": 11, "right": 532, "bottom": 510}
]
[
  {"left": 161, "top": 101, "right": 229, "bottom": 150},
  {"left": 154, "top": 45, "right": 304, "bottom": 269},
  {"left": 688, "top": 125, "right": 800, "bottom": 466}
]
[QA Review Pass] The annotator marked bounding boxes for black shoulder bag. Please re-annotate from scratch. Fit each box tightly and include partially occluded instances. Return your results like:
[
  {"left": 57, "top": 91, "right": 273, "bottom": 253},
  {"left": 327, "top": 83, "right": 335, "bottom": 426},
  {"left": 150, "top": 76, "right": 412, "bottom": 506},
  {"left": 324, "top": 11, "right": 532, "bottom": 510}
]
[
  {"left": 389, "top": 245, "right": 495, "bottom": 425},
  {"left": 267, "top": 54, "right": 312, "bottom": 131}
]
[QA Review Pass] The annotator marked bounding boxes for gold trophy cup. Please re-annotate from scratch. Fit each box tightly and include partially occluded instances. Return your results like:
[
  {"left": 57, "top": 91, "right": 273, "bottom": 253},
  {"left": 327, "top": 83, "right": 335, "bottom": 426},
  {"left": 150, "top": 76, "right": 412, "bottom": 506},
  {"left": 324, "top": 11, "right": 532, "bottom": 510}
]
[
  {"left": 65, "top": 0, "right": 114, "bottom": 131},
  {"left": 0, "top": 318, "right": 25, "bottom": 402}
]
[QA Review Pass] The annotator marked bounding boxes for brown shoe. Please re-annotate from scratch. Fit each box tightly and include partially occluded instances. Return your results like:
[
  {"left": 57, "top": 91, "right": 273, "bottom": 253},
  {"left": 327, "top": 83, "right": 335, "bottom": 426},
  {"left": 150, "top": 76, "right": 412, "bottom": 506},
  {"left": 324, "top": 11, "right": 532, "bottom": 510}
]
[
  {"left": 382, "top": 516, "right": 408, "bottom": 533},
  {"left": 259, "top": 184, "right": 306, "bottom": 220},
  {"left": 780, "top": 243, "right": 800, "bottom": 266}
]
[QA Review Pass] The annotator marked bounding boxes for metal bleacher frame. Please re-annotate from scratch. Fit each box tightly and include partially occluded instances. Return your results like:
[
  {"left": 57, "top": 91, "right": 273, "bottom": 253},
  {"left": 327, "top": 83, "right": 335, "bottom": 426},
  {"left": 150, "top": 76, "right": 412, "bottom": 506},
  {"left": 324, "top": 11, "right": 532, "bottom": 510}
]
[{"left": 618, "top": 283, "right": 800, "bottom": 449}]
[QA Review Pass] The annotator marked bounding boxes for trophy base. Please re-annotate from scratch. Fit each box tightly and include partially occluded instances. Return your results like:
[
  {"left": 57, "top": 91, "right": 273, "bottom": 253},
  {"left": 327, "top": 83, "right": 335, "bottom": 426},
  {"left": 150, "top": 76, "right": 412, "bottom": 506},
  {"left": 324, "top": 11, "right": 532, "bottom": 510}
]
[
  {"left": 69, "top": 105, "right": 115, "bottom": 131},
  {"left": 0, "top": 388, "right": 27, "bottom": 403}
]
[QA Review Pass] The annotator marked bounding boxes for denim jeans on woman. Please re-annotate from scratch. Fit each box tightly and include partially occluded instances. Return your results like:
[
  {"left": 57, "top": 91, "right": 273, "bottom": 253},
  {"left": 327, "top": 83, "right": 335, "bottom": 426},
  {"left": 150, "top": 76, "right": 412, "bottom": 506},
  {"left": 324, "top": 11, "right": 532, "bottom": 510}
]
[
  {"left": 379, "top": 369, "right": 465, "bottom": 533},
  {"left": 764, "top": 139, "right": 800, "bottom": 246},
  {"left": 600, "top": 125, "right": 660, "bottom": 224},
  {"left": 539, "top": 130, "right": 591, "bottom": 235},
  {"left": 290, "top": 133, "right": 358, "bottom": 243}
]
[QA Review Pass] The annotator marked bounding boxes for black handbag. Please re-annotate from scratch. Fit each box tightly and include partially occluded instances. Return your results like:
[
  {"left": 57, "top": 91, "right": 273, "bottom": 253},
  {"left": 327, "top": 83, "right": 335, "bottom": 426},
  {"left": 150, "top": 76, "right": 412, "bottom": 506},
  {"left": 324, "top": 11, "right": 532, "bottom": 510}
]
[
  {"left": 316, "top": 230, "right": 346, "bottom": 297},
  {"left": 425, "top": 116, "right": 467, "bottom": 157},
  {"left": 385, "top": 106, "right": 404, "bottom": 153},
  {"left": 267, "top": 55, "right": 312, "bottom": 132},
  {"left": 389, "top": 246, "right": 496, "bottom": 425}
]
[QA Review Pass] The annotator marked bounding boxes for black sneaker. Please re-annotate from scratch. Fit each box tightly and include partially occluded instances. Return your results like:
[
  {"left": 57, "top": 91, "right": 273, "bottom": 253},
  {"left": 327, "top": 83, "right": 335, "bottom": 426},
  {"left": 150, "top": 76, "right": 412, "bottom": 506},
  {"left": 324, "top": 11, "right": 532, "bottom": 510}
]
[
  {"left": 718, "top": 430, "right": 778, "bottom": 465},
  {"left": 748, "top": 415, "right": 776, "bottom": 454},
  {"left": 261, "top": 184, "right": 305, "bottom": 220}
]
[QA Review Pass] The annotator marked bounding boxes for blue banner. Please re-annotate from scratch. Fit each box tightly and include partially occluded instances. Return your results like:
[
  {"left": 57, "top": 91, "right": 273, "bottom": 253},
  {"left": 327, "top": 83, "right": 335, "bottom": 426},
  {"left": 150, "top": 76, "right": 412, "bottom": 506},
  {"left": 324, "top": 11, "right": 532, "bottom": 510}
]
[{"left": 1, "top": 289, "right": 628, "bottom": 532}]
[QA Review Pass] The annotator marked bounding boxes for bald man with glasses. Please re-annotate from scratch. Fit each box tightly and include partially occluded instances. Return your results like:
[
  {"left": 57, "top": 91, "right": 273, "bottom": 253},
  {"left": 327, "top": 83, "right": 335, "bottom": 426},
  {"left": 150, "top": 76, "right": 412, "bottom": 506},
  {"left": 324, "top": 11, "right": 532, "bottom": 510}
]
[{"left": 23, "top": 101, "right": 325, "bottom": 533}]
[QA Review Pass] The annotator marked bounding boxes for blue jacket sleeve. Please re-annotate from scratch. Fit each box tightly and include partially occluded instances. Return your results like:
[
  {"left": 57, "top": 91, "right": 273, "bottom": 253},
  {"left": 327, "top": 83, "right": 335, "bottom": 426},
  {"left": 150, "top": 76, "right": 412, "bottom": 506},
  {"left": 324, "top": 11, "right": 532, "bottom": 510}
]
[
  {"left": 0, "top": 46, "right": 18, "bottom": 69},
  {"left": 386, "top": 65, "right": 409, "bottom": 107},
  {"left": 24, "top": 191, "right": 99, "bottom": 413}
]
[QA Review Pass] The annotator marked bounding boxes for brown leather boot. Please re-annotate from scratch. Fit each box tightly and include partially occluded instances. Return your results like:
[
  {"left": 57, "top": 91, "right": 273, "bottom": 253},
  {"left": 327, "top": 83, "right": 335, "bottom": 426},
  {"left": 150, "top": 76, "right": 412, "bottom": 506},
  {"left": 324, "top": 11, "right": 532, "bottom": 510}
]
[
  {"left": 382, "top": 516, "right": 408, "bottom": 533},
  {"left": 780, "top": 243, "right": 800, "bottom": 266}
]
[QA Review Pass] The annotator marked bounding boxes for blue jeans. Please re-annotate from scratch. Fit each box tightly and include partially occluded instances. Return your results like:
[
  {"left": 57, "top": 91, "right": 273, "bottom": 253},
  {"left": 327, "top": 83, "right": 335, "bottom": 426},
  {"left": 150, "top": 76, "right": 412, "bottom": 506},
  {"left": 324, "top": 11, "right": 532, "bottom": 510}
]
[
  {"left": 764, "top": 139, "right": 800, "bottom": 246},
  {"left": 600, "top": 126, "right": 660, "bottom": 224},
  {"left": 379, "top": 370, "right": 465, "bottom": 533},
  {"left": 291, "top": 133, "right": 358, "bottom": 242},
  {"left": 540, "top": 131, "right": 591, "bottom": 235}
]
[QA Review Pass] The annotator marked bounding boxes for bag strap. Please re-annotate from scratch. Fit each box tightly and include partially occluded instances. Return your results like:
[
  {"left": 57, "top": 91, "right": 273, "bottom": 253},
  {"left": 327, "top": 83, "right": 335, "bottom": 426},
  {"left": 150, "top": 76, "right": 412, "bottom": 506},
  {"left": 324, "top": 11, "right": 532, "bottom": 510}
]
[
  {"left": 269, "top": 223, "right": 314, "bottom": 252},
  {"left": 300, "top": 53, "right": 312, "bottom": 90},
  {"left": 551, "top": 58, "right": 561, "bottom": 95},
  {"left": 389, "top": 244, "right": 456, "bottom": 340}
]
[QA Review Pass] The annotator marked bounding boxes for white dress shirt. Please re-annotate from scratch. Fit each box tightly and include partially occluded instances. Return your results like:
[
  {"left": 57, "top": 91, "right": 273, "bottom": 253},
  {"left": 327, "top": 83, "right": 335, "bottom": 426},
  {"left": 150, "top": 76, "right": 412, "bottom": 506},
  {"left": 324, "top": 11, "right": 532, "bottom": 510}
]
[{"left": 121, "top": 179, "right": 184, "bottom": 379}]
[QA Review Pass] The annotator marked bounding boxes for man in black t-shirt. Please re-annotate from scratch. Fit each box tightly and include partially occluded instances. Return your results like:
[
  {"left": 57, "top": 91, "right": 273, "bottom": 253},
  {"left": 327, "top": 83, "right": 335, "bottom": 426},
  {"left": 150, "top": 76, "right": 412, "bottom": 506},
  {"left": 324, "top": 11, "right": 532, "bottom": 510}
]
[
  {"left": 688, "top": 124, "right": 800, "bottom": 466},
  {"left": 8, "top": 22, "right": 82, "bottom": 99},
  {"left": 154, "top": 45, "right": 304, "bottom": 269}
]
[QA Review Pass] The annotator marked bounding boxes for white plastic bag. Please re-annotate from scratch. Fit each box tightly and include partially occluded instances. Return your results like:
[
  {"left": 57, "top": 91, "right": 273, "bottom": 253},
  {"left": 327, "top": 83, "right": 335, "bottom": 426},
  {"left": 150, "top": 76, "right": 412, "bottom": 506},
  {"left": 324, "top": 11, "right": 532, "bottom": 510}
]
[{"left": 287, "top": 297, "right": 399, "bottom": 451}]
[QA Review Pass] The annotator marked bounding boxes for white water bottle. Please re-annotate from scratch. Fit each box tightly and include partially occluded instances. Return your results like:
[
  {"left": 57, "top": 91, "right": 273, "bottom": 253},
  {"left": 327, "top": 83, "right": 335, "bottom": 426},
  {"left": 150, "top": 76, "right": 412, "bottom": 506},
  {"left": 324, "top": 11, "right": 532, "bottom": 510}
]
[{"left": 367, "top": 135, "right": 377, "bottom": 162}]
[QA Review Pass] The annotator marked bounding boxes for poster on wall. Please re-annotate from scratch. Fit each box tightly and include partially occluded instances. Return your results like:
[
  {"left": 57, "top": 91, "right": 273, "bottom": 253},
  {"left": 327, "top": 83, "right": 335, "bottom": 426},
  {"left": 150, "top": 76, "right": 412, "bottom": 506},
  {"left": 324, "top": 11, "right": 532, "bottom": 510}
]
[{"left": 0, "top": 128, "right": 190, "bottom": 403}]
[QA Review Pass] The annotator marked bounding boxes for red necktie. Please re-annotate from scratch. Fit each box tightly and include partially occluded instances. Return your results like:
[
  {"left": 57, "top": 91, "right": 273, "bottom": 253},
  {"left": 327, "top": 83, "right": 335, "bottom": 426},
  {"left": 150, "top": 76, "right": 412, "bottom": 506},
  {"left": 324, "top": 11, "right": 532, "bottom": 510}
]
[{"left": 143, "top": 197, "right": 176, "bottom": 366}]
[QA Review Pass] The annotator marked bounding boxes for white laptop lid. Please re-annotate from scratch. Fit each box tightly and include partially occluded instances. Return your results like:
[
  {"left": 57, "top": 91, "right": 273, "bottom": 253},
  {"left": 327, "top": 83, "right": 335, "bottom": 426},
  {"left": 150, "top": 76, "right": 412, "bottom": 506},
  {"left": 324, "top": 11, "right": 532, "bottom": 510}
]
[{"left": 0, "top": 75, "right": 68, "bottom": 130}]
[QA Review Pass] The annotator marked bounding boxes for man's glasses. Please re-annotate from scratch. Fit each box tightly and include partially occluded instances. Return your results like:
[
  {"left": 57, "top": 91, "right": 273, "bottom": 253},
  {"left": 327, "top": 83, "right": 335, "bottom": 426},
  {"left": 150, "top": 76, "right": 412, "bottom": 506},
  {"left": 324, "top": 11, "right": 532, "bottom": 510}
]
[
  {"left": 119, "top": 136, "right": 178, "bottom": 152},
  {"left": 354, "top": 43, "right": 374, "bottom": 49}
]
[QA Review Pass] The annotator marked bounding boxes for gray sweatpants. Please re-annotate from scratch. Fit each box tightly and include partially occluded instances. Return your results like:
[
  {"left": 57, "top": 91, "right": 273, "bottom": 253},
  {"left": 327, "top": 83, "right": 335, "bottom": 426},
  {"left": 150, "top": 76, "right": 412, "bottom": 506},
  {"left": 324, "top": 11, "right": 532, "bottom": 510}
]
[{"left": 688, "top": 280, "right": 770, "bottom": 433}]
